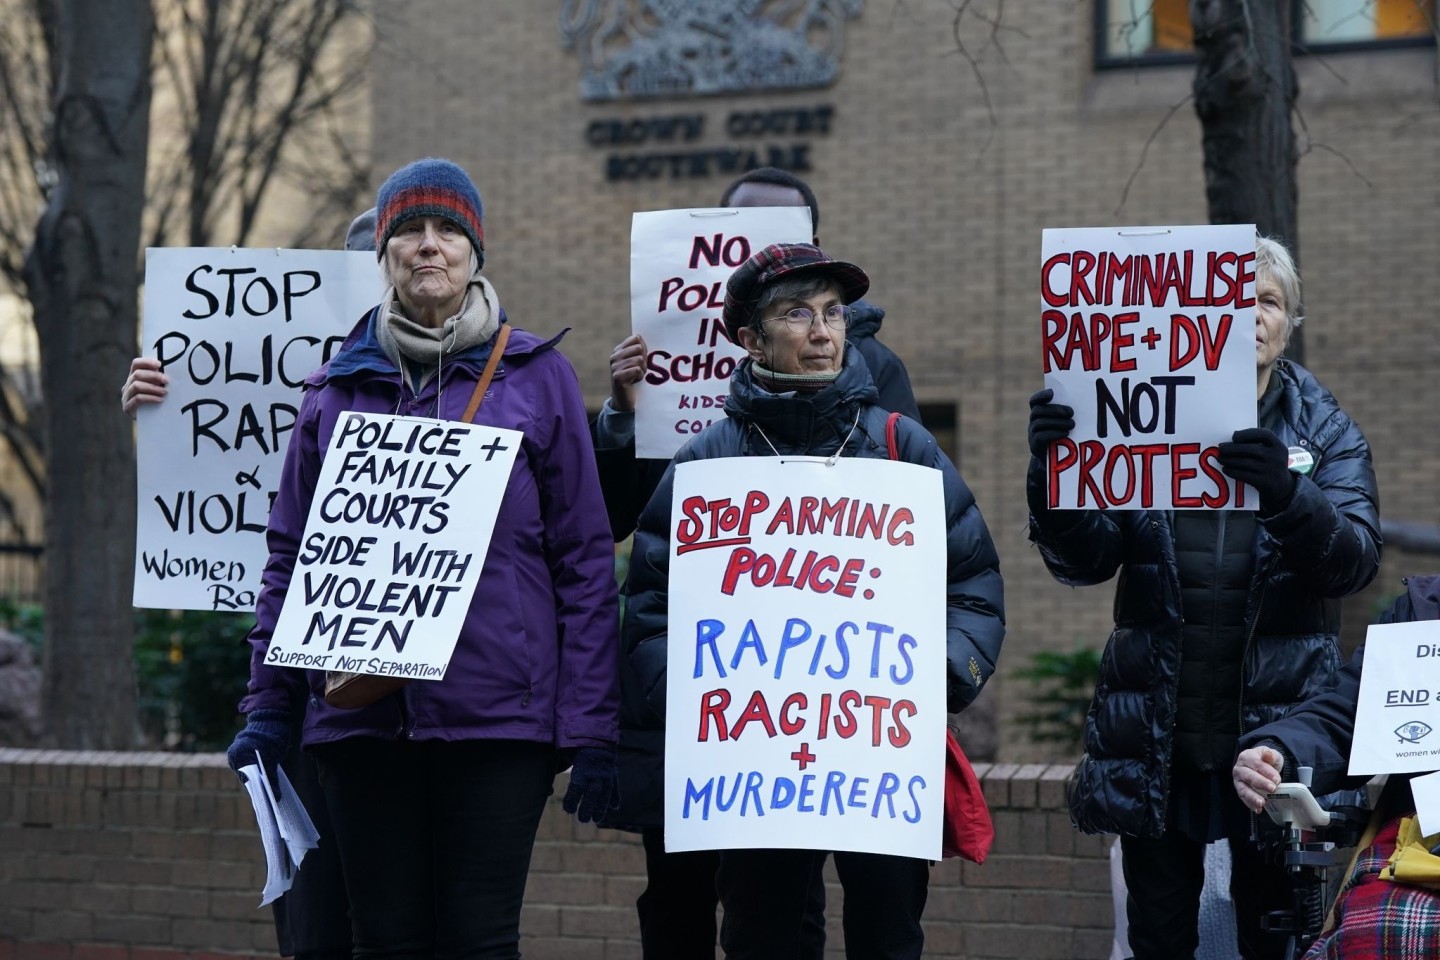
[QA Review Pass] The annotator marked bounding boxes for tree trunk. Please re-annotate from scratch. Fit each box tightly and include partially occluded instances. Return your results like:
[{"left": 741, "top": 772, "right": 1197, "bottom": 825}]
[
  {"left": 24, "top": 0, "right": 152, "bottom": 748},
  {"left": 1190, "top": 0, "right": 1302, "bottom": 362}
]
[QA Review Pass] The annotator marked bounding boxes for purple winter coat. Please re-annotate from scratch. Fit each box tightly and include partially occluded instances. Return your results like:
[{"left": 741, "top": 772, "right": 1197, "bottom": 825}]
[{"left": 239, "top": 308, "right": 619, "bottom": 751}]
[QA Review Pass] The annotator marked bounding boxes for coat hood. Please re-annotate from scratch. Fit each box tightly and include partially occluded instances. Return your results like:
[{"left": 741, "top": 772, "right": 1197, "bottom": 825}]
[{"left": 845, "top": 298, "right": 885, "bottom": 340}]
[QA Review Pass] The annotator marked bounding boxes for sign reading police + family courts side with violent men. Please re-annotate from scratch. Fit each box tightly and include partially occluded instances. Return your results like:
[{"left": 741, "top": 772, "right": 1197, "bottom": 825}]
[
  {"left": 630, "top": 206, "right": 812, "bottom": 459},
  {"left": 1039, "top": 225, "right": 1257, "bottom": 510},
  {"left": 265, "top": 413, "right": 520, "bottom": 680},
  {"left": 664, "top": 457, "right": 947, "bottom": 861},
  {"left": 134, "top": 248, "right": 377, "bottom": 610}
]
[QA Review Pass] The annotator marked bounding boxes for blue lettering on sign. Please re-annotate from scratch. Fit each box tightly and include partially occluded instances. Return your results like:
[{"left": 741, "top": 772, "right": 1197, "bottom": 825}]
[
  {"left": 686, "top": 617, "right": 923, "bottom": 682},
  {"left": 681, "top": 770, "right": 928, "bottom": 821}
]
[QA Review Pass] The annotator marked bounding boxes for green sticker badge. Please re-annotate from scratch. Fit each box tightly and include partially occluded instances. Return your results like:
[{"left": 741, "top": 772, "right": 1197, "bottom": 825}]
[{"left": 1287, "top": 446, "right": 1316, "bottom": 476}]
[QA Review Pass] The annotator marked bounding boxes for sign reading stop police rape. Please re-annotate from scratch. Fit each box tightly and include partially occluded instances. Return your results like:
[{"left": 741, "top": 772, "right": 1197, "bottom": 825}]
[
  {"left": 631, "top": 207, "right": 812, "bottom": 459},
  {"left": 135, "top": 248, "right": 376, "bottom": 610},
  {"left": 665, "top": 457, "right": 947, "bottom": 860},
  {"left": 266, "top": 413, "right": 520, "bottom": 679},
  {"left": 1040, "top": 225, "right": 1257, "bottom": 510}
]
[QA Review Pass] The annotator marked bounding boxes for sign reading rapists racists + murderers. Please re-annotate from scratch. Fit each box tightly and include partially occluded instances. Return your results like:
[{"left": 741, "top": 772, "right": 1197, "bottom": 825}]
[
  {"left": 665, "top": 456, "right": 947, "bottom": 860},
  {"left": 631, "top": 206, "right": 812, "bottom": 459},
  {"left": 1040, "top": 225, "right": 1257, "bottom": 510},
  {"left": 134, "top": 248, "right": 376, "bottom": 610},
  {"left": 265, "top": 413, "right": 520, "bottom": 680}
]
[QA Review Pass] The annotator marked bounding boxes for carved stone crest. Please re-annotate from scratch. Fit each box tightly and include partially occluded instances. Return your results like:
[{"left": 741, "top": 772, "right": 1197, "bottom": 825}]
[{"left": 559, "top": 0, "right": 863, "bottom": 102}]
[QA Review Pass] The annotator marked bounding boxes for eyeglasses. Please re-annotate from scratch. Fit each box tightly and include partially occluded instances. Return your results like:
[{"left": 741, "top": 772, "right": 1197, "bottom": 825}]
[{"left": 760, "top": 303, "right": 850, "bottom": 332}]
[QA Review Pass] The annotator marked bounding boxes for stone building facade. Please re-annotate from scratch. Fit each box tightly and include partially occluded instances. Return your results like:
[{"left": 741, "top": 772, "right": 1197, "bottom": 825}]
[{"left": 369, "top": 1, "right": 1439, "bottom": 760}]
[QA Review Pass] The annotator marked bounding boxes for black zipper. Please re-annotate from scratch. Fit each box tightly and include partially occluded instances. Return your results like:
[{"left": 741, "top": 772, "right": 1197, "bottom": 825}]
[
  {"left": 1240, "top": 581, "right": 1268, "bottom": 839},
  {"left": 1200, "top": 511, "right": 1227, "bottom": 767}
]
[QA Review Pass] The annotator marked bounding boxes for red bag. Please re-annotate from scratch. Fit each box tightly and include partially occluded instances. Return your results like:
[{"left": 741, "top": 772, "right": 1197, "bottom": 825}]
[
  {"left": 942, "top": 727, "right": 994, "bottom": 863},
  {"left": 885, "top": 412, "right": 994, "bottom": 864}
]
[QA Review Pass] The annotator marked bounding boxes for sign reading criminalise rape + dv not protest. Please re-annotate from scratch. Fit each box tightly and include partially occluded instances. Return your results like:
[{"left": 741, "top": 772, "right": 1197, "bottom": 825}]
[
  {"left": 1040, "top": 224, "right": 1257, "bottom": 510},
  {"left": 630, "top": 206, "right": 811, "bottom": 460},
  {"left": 265, "top": 412, "right": 520, "bottom": 680},
  {"left": 134, "top": 248, "right": 377, "bottom": 610},
  {"left": 664, "top": 456, "right": 947, "bottom": 860}
]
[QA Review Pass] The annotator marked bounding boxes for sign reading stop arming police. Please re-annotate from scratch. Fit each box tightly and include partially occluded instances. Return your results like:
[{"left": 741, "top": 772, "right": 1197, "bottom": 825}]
[
  {"left": 664, "top": 456, "right": 947, "bottom": 860},
  {"left": 630, "top": 206, "right": 811, "bottom": 459},
  {"left": 134, "top": 248, "right": 376, "bottom": 611}
]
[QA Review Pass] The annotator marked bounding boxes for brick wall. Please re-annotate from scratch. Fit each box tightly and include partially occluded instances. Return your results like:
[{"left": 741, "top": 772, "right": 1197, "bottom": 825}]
[
  {"left": 367, "top": 2, "right": 1440, "bottom": 763},
  {"left": 0, "top": 749, "right": 1113, "bottom": 960}
]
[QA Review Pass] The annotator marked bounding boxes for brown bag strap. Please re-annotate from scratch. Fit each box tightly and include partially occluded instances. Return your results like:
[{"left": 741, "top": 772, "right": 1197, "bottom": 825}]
[{"left": 461, "top": 324, "right": 510, "bottom": 423}]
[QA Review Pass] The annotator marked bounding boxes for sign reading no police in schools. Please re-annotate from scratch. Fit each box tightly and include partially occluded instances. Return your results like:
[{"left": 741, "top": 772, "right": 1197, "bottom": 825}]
[{"left": 631, "top": 206, "right": 811, "bottom": 459}]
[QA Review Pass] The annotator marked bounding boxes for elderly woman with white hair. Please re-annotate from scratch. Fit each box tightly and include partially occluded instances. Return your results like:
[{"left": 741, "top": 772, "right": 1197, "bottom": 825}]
[
  {"left": 226, "top": 158, "right": 620, "bottom": 960},
  {"left": 1025, "top": 235, "right": 1382, "bottom": 960}
]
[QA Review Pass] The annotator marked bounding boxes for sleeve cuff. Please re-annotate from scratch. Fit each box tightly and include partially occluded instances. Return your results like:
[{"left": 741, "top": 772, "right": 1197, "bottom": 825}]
[{"left": 593, "top": 399, "right": 635, "bottom": 450}]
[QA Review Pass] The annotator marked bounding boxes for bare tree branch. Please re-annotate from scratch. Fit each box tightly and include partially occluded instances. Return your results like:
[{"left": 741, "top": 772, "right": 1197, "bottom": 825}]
[
  {"left": 1115, "top": 91, "right": 1196, "bottom": 215},
  {"left": 938, "top": 0, "right": 1025, "bottom": 158}
]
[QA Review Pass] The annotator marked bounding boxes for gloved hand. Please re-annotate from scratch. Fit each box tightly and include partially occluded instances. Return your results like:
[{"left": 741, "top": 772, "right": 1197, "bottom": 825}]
[
  {"left": 1217, "top": 427, "right": 1295, "bottom": 513},
  {"left": 225, "top": 708, "right": 292, "bottom": 783},
  {"left": 562, "top": 746, "right": 619, "bottom": 824},
  {"left": 1028, "top": 388, "right": 1075, "bottom": 460}
]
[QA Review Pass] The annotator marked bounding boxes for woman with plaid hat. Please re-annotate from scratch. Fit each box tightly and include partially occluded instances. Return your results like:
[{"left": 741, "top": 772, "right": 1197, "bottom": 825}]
[
  {"left": 622, "top": 242, "right": 1006, "bottom": 959},
  {"left": 226, "top": 158, "right": 620, "bottom": 960}
]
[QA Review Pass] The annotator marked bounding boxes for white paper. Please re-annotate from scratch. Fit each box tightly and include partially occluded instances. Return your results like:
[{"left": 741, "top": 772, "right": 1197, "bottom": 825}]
[
  {"left": 1411, "top": 771, "right": 1440, "bottom": 838},
  {"left": 267, "top": 413, "right": 522, "bottom": 680},
  {"left": 630, "top": 206, "right": 812, "bottom": 459},
  {"left": 239, "top": 757, "right": 296, "bottom": 906},
  {"left": 260, "top": 764, "right": 320, "bottom": 867},
  {"left": 1038, "top": 225, "right": 1257, "bottom": 510},
  {"left": 135, "top": 248, "right": 378, "bottom": 610},
  {"left": 664, "top": 456, "right": 947, "bottom": 860},
  {"left": 1348, "top": 620, "right": 1440, "bottom": 776}
]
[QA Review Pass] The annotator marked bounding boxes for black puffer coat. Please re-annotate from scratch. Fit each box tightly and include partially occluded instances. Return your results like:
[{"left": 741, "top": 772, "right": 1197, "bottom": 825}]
[
  {"left": 625, "top": 349, "right": 1005, "bottom": 751},
  {"left": 1028, "top": 360, "right": 1382, "bottom": 838},
  {"left": 846, "top": 299, "right": 922, "bottom": 423}
]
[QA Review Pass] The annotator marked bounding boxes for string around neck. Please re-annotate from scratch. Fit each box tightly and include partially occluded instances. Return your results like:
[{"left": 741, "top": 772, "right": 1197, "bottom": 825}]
[{"left": 750, "top": 405, "right": 862, "bottom": 466}]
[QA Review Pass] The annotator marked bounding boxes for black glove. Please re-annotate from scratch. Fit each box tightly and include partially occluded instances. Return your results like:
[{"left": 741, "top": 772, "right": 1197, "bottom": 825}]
[
  {"left": 1028, "top": 388, "right": 1075, "bottom": 460},
  {"left": 1217, "top": 427, "right": 1296, "bottom": 513},
  {"left": 562, "top": 746, "right": 620, "bottom": 824},
  {"left": 225, "top": 708, "right": 292, "bottom": 783}
]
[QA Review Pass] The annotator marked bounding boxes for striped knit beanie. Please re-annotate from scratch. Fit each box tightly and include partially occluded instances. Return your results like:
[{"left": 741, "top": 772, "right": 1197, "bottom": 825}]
[{"left": 374, "top": 158, "right": 485, "bottom": 267}]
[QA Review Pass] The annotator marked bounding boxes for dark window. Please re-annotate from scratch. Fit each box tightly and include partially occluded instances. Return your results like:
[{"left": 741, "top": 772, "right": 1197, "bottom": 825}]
[
  {"left": 1096, "top": 0, "right": 1436, "bottom": 67},
  {"left": 917, "top": 402, "right": 959, "bottom": 466}
]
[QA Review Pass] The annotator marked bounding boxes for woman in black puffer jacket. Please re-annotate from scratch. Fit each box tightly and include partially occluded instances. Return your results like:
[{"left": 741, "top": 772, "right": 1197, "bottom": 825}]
[
  {"left": 1026, "top": 236, "right": 1381, "bottom": 960},
  {"left": 625, "top": 242, "right": 1005, "bottom": 960}
]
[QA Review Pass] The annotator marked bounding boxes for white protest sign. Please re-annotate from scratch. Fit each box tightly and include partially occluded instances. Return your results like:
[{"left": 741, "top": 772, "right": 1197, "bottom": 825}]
[
  {"left": 265, "top": 413, "right": 521, "bottom": 679},
  {"left": 1349, "top": 620, "right": 1440, "bottom": 776},
  {"left": 664, "top": 456, "right": 947, "bottom": 860},
  {"left": 135, "top": 248, "right": 377, "bottom": 610},
  {"left": 1412, "top": 771, "right": 1440, "bottom": 838},
  {"left": 1039, "top": 225, "right": 1256, "bottom": 510},
  {"left": 631, "top": 206, "right": 812, "bottom": 459}
]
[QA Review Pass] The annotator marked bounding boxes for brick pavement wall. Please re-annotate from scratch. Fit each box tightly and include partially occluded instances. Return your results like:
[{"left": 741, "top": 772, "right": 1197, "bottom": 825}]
[
  {"left": 369, "top": 2, "right": 1440, "bottom": 764},
  {"left": 0, "top": 750, "right": 1112, "bottom": 960}
]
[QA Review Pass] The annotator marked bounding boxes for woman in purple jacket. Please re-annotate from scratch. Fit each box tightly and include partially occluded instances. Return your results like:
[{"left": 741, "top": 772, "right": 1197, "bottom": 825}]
[{"left": 226, "top": 158, "right": 620, "bottom": 960}]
